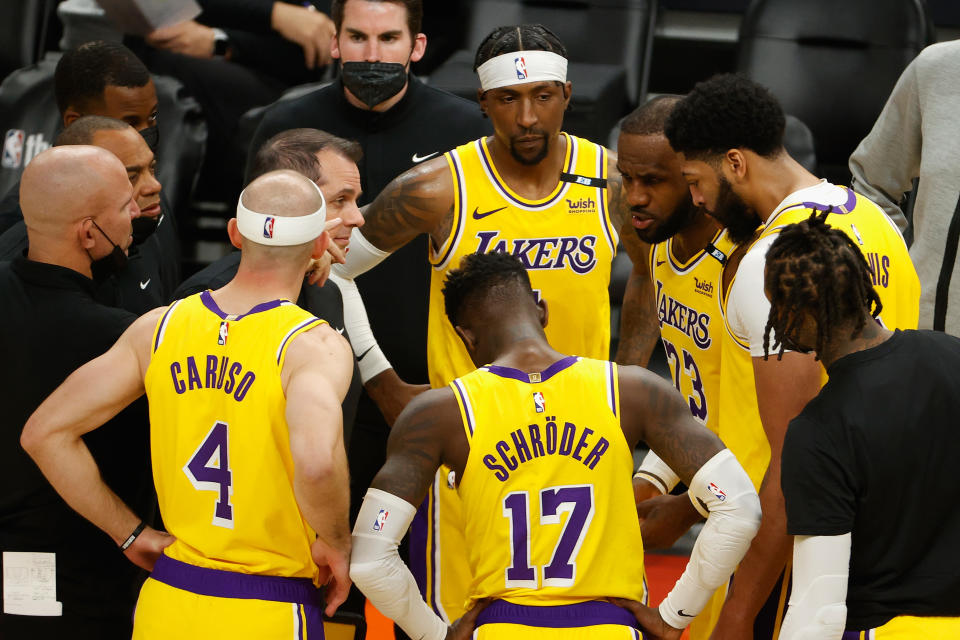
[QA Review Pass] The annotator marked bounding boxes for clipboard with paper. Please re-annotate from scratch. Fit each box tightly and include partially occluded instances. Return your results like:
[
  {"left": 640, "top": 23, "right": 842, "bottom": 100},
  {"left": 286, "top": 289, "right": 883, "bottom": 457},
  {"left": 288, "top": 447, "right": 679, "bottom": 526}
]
[{"left": 97, "top": 0, "right": 202, "bottom": 36}]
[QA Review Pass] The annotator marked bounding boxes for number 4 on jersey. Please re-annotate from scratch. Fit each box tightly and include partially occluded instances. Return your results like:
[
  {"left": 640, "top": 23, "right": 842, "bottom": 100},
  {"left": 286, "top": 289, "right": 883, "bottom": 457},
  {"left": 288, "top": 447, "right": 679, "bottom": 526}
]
[{"left": 184, "top": 421, "right": 234, "bottom": 528}]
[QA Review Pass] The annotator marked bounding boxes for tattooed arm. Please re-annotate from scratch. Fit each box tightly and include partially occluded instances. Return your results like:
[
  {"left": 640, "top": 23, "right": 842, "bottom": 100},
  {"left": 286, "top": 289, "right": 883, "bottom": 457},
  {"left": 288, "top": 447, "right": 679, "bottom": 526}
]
[
  {"left": 606, "top": 153, "right": 660, "bottom": 367},
  {"left": 351, "top": 388, "right": 481, "bottom": 640},
  {"left": 360, "top": 156, "right": 457, "bottom": 253}
]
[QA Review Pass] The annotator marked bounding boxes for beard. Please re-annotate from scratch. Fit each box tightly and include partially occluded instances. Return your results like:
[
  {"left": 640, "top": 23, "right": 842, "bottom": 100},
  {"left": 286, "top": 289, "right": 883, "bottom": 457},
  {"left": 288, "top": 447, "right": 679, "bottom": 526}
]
[
  {"left": 710, "top": 176, "right": 763, "bottom": 244},
  {"left": 633, "top": 195, "right": 701, "bottom": 244},
  {"left": 509, "top": 130, "right": 550, "bottom": 166}
]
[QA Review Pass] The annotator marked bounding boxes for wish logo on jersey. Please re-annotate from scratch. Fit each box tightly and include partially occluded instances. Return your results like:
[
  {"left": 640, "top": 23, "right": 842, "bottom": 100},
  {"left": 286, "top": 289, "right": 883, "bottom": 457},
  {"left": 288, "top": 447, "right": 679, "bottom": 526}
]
[
  {"left": 566, "top": 197, "right": 596, "bottom": 214},
  {"left": 655, "top": 280, "right": 712, "bottom": 349},
  {"left": 474, "top": 231, "right": 598, "bottom": 275}
]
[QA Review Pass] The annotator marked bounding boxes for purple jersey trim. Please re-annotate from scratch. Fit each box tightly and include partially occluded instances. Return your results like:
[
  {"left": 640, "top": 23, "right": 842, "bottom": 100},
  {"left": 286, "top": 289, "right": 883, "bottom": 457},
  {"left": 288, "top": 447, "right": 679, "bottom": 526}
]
[
  {"left": 476, "top": 599, "right": 641, "bottom": 630},
  {"left": 200, "top": 290, "right": 287, "bottom": 321},
  {"left": 607, "top": 360, "right": 617, "bottom": 417},
  {"left": 477, "top": 134, "right": 575, "bottom": 209},
  {"left": 452, "top": 379, "right": 475, "bottom": 435},
  {"left": 276, "top": 318, "right": 324, "bottom": 365},
  {"left": 150, "top": 554, "right": 322, "bottom": 606},
  {"left": 485, "top": 355, "right": 579, "bottom": 383}
]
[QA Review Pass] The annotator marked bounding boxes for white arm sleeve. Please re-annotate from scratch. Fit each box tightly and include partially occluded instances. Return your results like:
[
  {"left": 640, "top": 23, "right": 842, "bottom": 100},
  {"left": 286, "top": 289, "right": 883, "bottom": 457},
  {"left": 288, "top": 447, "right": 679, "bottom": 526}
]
[
  {"left": 634, "top": 450, "right": 680, "bottom": 495},
  {"left": 350, "top": 488, "right": 448, "bottom": 640},
  {"left": 659, "top": 449, "right": 762, "bottom": 630},
  {"left": 779, "top": 534, "right": 850, "bottom": 640},
  {"left": 328, "top": 273, "right": 392, "bottom": 383},
  {"left": 331, "top": 227, "right": 390, "bottom": 279}
]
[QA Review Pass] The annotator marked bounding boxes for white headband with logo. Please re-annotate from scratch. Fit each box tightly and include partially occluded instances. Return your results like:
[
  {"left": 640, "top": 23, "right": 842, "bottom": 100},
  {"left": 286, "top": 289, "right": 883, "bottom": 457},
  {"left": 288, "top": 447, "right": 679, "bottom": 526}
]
[
  {"left": 477, "top": 50, "right": 568, "bottom": 91},
  {"left": 235, "top": 180, "right": 327, "bottom": 246}
]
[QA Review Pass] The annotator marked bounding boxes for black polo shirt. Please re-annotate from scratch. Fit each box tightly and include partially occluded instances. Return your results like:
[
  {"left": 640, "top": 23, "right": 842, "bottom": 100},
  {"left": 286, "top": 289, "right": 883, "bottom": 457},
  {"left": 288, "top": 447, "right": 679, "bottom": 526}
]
[
  {"left": 782, "top": 329, "right": 960, "bottom": 630},
  {"left": 0, "top": 258, "right": 154, "bottom": 634}
]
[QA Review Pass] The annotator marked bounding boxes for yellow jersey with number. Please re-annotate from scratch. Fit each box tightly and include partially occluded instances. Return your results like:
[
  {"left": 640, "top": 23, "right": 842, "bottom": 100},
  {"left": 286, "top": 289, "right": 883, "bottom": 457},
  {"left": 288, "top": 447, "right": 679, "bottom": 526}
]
[
  {"left": 453, "top": 356, "right": 646, "bottom": 607},
  {"left": 718, "top": 186, "right": 920, "bottom": 489},
  {"left": 144, "top": 291, "right": 327, "bottom": 581},
  {"left": 651, "top": 229, "right": 734, "bottom": 435},
  {"left": 427, "top": 133, "right": 618, "bottom": 388}
]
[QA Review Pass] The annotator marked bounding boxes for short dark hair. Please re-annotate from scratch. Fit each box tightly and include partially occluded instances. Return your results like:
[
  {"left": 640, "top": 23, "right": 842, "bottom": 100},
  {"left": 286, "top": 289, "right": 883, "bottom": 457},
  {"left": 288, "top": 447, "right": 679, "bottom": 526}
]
[
  {"left": 443, "top": 252, "right": 533, "bottom": 328},
  {"left": 330, "top": 0, "right": 422, "bottom": 38},
  {"left": 664, "top": 73, "right": 785, "bottom": 160},
  {"left": 763, "top": 211, "right": 883, "bottom": 360},
  {"left": 248, "top": 129, "right": 363, "bottom": 185},
  {"left": 54, "top": 41, "right": 151, "bottom": 116},
  {"left": 55, "top": 115, "right": 132, "bottom": 146},
  {"left": 473, "top": 24, "right": 567, "bottom": 72},
  {"left": 620, "top": 95, "right": 682, "bottom": 137}
]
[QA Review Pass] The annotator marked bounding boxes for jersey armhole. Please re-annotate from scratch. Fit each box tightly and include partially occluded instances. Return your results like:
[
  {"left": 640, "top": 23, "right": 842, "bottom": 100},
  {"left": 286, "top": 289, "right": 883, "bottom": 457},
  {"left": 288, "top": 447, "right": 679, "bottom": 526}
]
[
  {"left": 430, "top": 151, "right": 466, "bottom": 270},
  {"left": 606, "top": 360, "right": 620, "bottom": 419},
  {"left": 152, "top": 298, "right": 184, "bottom": 354},
  {"left": 449, "top": 378, "right": 475, "bottom": 443},
  {"left": 276, "top": 317, "right": 327, "bottom": 370},
  {"left": 597, "top": 144, "right": 619, "bottom": 254}
]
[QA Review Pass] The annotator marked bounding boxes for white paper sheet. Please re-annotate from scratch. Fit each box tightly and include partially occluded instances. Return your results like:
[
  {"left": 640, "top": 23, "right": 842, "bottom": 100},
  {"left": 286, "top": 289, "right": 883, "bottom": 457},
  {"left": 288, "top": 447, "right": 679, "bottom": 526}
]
[
  {"left": 97, "top": 0, "right": 202, "bottom": 36},
  {"left": 2, "top": 552, "right": 63, "bottom": 616}
]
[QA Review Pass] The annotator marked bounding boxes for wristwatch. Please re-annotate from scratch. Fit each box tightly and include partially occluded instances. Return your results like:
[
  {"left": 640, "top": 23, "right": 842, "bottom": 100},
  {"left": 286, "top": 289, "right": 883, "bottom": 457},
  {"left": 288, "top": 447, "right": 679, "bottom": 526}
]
[{"left": 212, "top": 28, "right": 231, "bottom": 58}]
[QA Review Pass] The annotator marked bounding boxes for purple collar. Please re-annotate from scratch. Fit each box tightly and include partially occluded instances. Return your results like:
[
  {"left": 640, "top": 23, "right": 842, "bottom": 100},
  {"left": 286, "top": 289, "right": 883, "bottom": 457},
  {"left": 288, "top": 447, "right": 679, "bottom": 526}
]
[
  {"left": 200, "top": 290, "right": 286, "bottom": 321},
  {"left": 485, "top": 355, "right": 579, "bottom": 383}
]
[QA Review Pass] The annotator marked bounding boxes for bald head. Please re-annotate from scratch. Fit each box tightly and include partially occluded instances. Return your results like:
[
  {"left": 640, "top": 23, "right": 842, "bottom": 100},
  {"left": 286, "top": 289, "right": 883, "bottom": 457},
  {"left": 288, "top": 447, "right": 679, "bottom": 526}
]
[
  {"left": 21, "top": 146, "right": 131, "bottom": 232},
  {"left": 241, "top": 170, "right": 324, "bottom": 220}
]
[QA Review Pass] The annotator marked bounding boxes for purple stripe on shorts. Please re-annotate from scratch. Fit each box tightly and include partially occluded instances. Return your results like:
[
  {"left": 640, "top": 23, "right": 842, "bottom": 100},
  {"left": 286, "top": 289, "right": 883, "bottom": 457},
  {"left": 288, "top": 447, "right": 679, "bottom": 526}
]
[
  {"left": 150, "top": 554, "right": 322, "bottom": 606},
  {"left": 476, "top": 600, "right": 641, "bottom": 630},
  {"left": 486, "top": 355, "right": 579, "bottom": 383},
  {"left": 409, "top": 499, "right": 430, "bottom": 597},
  {"left": 841, "top": 632, "right": 863, "bottom": 640}
]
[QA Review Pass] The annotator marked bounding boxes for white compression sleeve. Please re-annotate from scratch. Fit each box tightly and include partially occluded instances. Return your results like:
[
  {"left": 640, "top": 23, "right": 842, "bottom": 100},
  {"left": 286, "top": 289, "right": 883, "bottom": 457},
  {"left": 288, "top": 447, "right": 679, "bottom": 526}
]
[
  {"left": 634, "top": 450, "right": 681, "bottom": 495},
  {"left": 350, "top": 488, "right": 447, "bottom": 640},
  {"left": 659, "top": 449, "right": 762, "bottom": 630},
  {"left": 778, "top": 534, "right": 850, "bottom": 640},
  {"left": 331, "top": 227, "right": 390, "bottom": 280},
  {"left": 329, "top": 273, "right": 392, "bottom": 383}
]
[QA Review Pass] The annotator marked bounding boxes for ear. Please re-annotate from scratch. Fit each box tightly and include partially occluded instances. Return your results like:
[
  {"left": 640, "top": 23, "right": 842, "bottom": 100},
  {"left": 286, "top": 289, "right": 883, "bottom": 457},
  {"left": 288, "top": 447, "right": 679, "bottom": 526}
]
[
  {"left": 410, "top": 33, "right": 427, "bottom": 63},
  {"left": 724, "top": 149, "right": 748, "bottom": 182},
  {"left": 226, "top": 218, "right": 243, "bottom": 249},
  {"left": 476, "top": 88, "right": 487, "bottom": 114},
  {"left": 331, "top": 31, "right": 341, "bottom": 60},
  {"left": 561, "top": 81, "right": 572, "bottom": 108},
  {"left": 537, "top": 297, "right": 549, "bottom": 329},
  {"left": 454, "top": 325, "right": 476, "bottom": 355},
  {"left": 312, "top": 230, "right": 332, "bottom": 259},
  {"left": 63, "top": 108, "right": 82, "bottom": 128},
  {"left": 78, "top": 218, "right": 97, "bottom": 251}
]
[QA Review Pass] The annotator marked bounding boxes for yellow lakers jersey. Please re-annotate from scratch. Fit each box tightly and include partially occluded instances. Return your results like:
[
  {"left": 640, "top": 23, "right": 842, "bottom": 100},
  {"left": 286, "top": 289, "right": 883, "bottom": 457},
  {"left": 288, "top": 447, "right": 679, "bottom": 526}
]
[
  {"left": 651, "top": 229, "right": 734, "bottom": 435},
  {"left": 718, "top": 187, "right": 920, "bottom": 488},
  {"left": 453, "top": 356, "right": 646, "bottom": 607},
  {"left": 428, "top": 133, "right": 618, "bottom": 387},
  {"left": 144, "top": 291, "right": 327, "bottom": 581}
]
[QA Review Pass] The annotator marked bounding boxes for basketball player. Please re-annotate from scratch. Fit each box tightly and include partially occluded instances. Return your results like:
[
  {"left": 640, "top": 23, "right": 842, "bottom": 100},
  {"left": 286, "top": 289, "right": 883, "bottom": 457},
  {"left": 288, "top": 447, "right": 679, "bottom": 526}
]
[
  {"left": 332, "top": 24, "right": 648, "bottom": 621},
  {"left": 664, "top": 73, "right": 921, "bottom": 639},
  {"left": 22, "top": 170, "right": 354, "bottom": 639},
  {"left": 350, "top": 251, "right": 761, "bottom": 640},
  {"left": 765, "top": 215, "right": 960, "bottom": 639},
  {"left": 616, "top": 97, "right": 734, "bottom": 640}
]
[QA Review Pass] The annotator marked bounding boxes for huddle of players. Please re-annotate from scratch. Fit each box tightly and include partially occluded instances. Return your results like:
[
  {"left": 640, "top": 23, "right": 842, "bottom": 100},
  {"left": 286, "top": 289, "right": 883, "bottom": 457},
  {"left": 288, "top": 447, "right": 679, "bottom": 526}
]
[{"left": 17, "top": 19, "right": 960, "bottom": 640}]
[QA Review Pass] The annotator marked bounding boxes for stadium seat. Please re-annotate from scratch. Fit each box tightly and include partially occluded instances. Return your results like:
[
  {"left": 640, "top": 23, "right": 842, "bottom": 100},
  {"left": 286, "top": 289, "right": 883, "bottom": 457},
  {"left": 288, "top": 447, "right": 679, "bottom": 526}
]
[
  {"left": 736, "top": 0, "right": 933, "bottom": 184},
  {"left": 0, "top": 0, "right": 58, "bottom": 82},
  {"left": 428, "top": 0, "right": 657, "bottom": 142},
  {"left": 0, "top": 53, "right": 207, "bottom": 224}
]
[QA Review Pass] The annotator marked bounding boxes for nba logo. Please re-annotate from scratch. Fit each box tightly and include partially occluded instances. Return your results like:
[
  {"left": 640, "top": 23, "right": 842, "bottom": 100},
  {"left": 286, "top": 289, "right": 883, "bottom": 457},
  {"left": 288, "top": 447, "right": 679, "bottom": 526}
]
[
  {"left": 2, "top": 129, "right": 24, "bottom": 169},
  {"left": 263, "top": 216, "right": 275, "bottom": 239},
  {"left": 533, "top": 391, "right": 545, "bottom": 413},
  {"left": 218, "top": 321, "right": 229, "bottom": 345},
  {"left": 514, "top": 56, "right": 528, "bottom": 80},
  {"left": 707, "top": 482, "right": 727, "bottom": 502},
  {"left": 373, "top": 509, "right": 389, "bottom": 532}
]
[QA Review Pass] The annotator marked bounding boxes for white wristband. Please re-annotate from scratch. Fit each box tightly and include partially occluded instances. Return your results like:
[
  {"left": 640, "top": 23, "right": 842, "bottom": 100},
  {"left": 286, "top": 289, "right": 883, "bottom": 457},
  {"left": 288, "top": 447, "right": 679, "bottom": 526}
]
[
  {"left": 331, "top": 227, "right": 390, "bottom": 280},
  {"left": 634, "top": 450, "right": 680, "bottom": 495},
  {"left": 329, "top": 274, "right": 392, "bottom": 383}
]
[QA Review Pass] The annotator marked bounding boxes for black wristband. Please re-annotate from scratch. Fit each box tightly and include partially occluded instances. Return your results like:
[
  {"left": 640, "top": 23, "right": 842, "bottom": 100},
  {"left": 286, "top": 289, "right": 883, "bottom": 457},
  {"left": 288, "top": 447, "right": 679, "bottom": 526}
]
[{"left": 120, "top": 521, "right": 146, "bottom": 551}]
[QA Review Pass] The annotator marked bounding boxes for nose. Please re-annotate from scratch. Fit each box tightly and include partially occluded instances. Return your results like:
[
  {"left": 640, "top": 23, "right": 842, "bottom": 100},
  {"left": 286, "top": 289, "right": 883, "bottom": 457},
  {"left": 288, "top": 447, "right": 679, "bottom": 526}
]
[
  {"left": 363, "top": 39, "right": 380, "bottom": 62},
  {"left": 517, "top": 97, "right": 538, "bottom": 130},
  {"left": 144, "top": 172, "right": 161, "bottom": 196},
  {"left": 346, "top": 200, "right": 364, "bottom": 228},
  {"left": 130, "top": 198, "right": 142, "bottom": 219},
  {"left": 625, "top": 181, "right": 650, "bottom": 209},
  {"left": 689, "top": 185, "right": 705, "bottom": 208}
]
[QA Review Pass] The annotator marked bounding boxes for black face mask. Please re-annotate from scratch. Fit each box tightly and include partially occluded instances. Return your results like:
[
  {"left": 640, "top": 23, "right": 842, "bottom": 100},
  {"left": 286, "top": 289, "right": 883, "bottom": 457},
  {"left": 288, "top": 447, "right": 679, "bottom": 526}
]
[
  {"left": 341, "top": 61, "right": 408, "bottom": 108},
  {"left": 88, "top": 220, "right": 129, "bottom": 282},
  {"left": 131, "top": 214, "right": 160, "bottom": 245},
  {"left": 139, "top": 125, "right": 159, "bottom": 154}
]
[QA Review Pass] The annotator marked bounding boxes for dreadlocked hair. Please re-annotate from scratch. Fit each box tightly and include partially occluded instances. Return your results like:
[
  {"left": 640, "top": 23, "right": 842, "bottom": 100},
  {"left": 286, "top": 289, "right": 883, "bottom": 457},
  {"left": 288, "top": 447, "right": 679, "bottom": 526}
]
[
  {"left": 473, "top": 24, "right": 567, "bottom": 72},
  {"left": 762, "top": 210, "right": 883, "bottom": 360}
]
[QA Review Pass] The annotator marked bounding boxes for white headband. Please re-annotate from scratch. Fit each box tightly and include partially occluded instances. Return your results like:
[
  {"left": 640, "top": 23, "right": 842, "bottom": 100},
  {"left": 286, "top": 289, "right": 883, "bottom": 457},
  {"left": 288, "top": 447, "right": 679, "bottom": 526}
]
[
  {"left": 235, "top": 181, "right": 327, "bottom": 246},
  {"left": 477, "top": 50, "right": 568, "bottom": 91}
]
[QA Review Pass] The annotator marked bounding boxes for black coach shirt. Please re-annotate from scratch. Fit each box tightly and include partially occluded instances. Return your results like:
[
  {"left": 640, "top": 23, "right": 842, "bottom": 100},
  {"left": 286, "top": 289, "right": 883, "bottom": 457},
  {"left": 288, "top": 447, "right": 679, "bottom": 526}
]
[
  {"left": 782, "top": 329, "right": 960, "bottom": 630},
  {"left": 247, "top": 74, "right": 491, "bottom": 384},
  {"left": 0, "top": 258, "right": 154, "bottom": 633}
]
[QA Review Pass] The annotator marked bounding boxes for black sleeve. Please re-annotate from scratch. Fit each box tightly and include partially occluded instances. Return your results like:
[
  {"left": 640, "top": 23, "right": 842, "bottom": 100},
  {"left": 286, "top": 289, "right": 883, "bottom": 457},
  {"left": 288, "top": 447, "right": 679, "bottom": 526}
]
[
  {"left": 197, "top": 0, "right": 330, "bottom": 34},
  {"left": 221, "top": 29, "right": 318, "bottom": 85},
  {"left": 782, "top": 414, "right": 858, "bottom": 536}
]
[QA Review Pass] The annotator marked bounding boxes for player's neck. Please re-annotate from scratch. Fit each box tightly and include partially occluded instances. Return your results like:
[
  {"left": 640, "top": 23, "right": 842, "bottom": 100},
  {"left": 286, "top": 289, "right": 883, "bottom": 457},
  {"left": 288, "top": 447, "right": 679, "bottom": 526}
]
[
  {"left": 671, "top": 210, "right": 721, "bottom": 264},
  {"left": 486, "top": 133, "right": 567, "bottom": 200},
  {"left": 212, "top": 265, "right": 305, "bottom": 314},
  {"left": 480, "top": 324, "right": 565, "bottom": 371},
  {"left": 819, "top": 315, "right": 894, "bottom": 368},
  {"left": 749, "top": 155, "right": 821, "bottom": 224}
]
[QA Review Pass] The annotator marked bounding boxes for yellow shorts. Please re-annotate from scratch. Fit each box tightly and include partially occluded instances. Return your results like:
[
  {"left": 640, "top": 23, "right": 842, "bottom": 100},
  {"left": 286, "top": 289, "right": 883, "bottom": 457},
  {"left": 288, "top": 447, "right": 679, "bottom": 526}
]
[
  {"left": 132, "top": 555, "right": 325, "bottom": 640},
  {"left": 844, "top": 615, "right": 960, "bottom": 639},
  {"left": 474, "top": 600, "right": 647, "bottom": 639}
]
